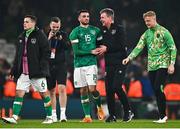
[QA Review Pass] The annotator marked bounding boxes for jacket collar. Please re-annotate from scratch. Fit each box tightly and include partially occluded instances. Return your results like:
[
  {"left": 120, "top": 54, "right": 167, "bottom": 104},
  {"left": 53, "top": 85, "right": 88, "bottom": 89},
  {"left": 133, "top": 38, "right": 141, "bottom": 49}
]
[
  {"left": 102, "top": 23, "right": 116, "bottom": 30},
  {"left": 19, "top": 26, "right": 39, "bottom": 39},
  {"left": 150, "top": 23, "right": 160, "bottom": 31}
]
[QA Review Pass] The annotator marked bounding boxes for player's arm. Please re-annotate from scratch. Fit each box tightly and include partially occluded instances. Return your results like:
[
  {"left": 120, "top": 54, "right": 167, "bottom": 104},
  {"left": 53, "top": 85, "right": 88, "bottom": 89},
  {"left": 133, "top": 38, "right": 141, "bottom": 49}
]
[
  {"left": 39, "top": 30, "right": 51, "bottom": 74},
  {"left": 123, "top": 33, "right": 146, "bottom": 65},
  {"left": 9, "top": 35, "right": 22, "bottom": 80},
  {"left": 96, "top": 28, "right": 103, "bottom": 47},
  {"left": 71, "top": 43, "right": 92, "bottom": 56},
  {"left": 128, "top": 33, "right": 146, "bottom": 60},
  {"left": 69, "top": 29, "right": 93, "bottom": 56},
  {"left": 164, "top": 30, "right": 177, "bottom": 65},
  {"left": 164, "top": 30, "right": 177, "bottom": 74}
]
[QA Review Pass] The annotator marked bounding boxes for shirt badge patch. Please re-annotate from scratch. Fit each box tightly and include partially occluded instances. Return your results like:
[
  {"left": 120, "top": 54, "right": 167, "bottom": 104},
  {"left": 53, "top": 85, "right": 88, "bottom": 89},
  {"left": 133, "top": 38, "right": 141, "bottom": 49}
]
[
  {"left": 90, "top": 30, "right": 96, "bottom": 35},
  {"left": 19, "top": 39, "right": 22, "bottom": 43},
  {"left": 111, "top": 29, "right": 116, "bottom": 35},
  {"left": 156, "top": 33, "right": 160, "bottom": 38},
  {"left": 31, "top": 38, "right": 36, "bottom": 44}
]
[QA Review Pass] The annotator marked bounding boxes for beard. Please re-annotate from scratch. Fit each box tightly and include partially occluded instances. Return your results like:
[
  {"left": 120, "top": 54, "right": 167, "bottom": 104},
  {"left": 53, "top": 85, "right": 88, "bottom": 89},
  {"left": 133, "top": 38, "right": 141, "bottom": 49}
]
[{"left": 81, "top": 21, "right": 89, "bottom": 26}]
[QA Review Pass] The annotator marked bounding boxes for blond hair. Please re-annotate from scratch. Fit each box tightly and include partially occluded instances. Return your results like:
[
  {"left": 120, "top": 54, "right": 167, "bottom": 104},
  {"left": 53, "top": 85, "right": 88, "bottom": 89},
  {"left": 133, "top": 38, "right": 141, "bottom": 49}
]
[{"left": 143, "top": 11, "right": 156, "bottom": 19}]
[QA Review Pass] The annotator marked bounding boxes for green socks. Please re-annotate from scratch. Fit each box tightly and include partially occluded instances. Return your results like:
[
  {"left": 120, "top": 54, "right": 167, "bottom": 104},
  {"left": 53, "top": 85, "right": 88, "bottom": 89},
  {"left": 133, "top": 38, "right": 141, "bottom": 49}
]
[
  {"left": 43, "top": 96, "right": 52, "bottom": 117},
  {"left": 81, "top": 95, "right": 91, "bottom": 118},
  {"left": 12, "top": 96, "right": 52, "bottom": 118},
  {"left": 13, "top": 97, "right": 23, "bottom": 116},
  {"left": 92, "top": 91, "right": 101, "bottom": 108}
]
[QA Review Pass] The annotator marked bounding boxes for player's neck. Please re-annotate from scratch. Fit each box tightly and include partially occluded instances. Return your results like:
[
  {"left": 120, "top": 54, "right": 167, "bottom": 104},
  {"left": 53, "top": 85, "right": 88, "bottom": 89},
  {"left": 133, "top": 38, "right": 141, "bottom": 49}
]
[
  {"left": 106, "top": 21, "right": 113, "bottom": 29},
  {"left": 80, "top": 24, "right": 89, "bottom": 28}
]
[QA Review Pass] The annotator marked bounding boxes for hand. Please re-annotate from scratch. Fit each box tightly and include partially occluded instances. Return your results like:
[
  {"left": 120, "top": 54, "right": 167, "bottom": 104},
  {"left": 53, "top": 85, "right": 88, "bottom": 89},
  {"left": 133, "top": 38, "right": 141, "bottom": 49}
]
[
  {"left": 98, "top": 45, "right": 107, "bottom": 55},
  {"left": 91, "top": 49, "right": 100, "bottom": 55},
  {"left": 122, "top": 57, "right": 130, "bottom": 65},
  {"left": 168, "top": 64, "right": 175, "bottom": 74},
  {"left": 48, "top": 31, "right": 55, "bottom": 40},
  {"left": 8, "top": 75, "right": 14, "bottom": 80}
]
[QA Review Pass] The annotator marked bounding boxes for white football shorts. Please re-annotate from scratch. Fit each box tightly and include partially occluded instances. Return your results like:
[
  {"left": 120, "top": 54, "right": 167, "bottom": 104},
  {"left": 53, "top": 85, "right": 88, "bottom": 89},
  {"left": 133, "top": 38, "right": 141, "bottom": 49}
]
[
  {"left": 74, "top": 65, "right": 98, "bottom": 88},
  {"left": 16, "top": 74, "right": 47, "bottom": 92}
]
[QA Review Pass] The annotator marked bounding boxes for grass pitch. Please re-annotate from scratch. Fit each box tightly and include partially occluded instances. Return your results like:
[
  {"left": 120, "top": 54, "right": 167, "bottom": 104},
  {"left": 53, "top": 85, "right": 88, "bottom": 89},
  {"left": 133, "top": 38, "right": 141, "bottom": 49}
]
[{"left": 0, "top": 119, "right": 180, "bottom": 128}]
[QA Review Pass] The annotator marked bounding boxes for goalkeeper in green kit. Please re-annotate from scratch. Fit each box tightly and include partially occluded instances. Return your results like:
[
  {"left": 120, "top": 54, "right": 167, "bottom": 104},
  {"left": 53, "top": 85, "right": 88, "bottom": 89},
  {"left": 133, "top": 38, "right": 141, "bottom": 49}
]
[
  {"left": 123, "top": 11, "right": 177, "bottom": 123},
  {"left": 69, "top": 10, "right": 105, "bottom": 123}
]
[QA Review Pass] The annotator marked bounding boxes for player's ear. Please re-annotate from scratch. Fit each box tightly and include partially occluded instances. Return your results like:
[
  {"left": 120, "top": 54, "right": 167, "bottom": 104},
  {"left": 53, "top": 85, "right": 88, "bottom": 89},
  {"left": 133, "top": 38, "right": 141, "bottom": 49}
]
[{"left": 78, "top": 16, "right": 81, "bottom": 22}]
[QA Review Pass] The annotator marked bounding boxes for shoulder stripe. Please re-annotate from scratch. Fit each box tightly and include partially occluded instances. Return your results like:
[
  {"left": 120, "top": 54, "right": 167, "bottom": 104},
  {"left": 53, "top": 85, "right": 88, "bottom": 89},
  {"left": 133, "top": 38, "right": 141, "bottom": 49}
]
[
  {"left": 97, "top": 36, "right": 103, "bottom": 41},
  {"left": 71, "top": 39, "right": 79, "bottom": 44}
]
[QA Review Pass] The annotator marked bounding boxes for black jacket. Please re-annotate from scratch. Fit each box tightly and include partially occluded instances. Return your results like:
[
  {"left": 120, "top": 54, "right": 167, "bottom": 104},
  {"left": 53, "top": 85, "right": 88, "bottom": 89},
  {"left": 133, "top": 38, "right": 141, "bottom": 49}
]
[
  {"left": 102, "top": 23, "right": 127, "bottom": 66},
  {"left": 48, "top": 30, "right": 70, "bottom": 65},
  {"left": 11, "top": 27, "right": 50, "bottom": 80}
]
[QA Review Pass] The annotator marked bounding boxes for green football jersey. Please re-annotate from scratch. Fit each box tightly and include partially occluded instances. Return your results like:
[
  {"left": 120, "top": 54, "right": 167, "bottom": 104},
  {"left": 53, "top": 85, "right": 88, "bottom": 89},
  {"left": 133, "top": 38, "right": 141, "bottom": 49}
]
[
  {"left": 128, "top": 24, "right": 177, "bottom": 71},
  {"left": 69, "top": 25, "right": 102, "bottom": 67}
]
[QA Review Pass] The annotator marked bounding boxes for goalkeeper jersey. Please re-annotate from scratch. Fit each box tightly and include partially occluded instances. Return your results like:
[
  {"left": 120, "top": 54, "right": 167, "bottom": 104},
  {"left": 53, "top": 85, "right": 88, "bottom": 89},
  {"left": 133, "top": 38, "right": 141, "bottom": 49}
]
[{"left": 128, "top": 24, "right": 177, "bottom": 71}]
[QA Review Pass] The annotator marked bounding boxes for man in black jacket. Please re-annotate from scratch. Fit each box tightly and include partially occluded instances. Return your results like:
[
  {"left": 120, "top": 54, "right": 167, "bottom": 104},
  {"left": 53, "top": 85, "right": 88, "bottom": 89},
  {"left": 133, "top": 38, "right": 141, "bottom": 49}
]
[
  {"left": 47, "top": 17, "right": 70, "bottom": 122},
  {"left": 2, "top": 15, "right": 53, "bottom": 124},
  {"left": 97, "top": 8, "right": 134, "bottom": 122}
]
